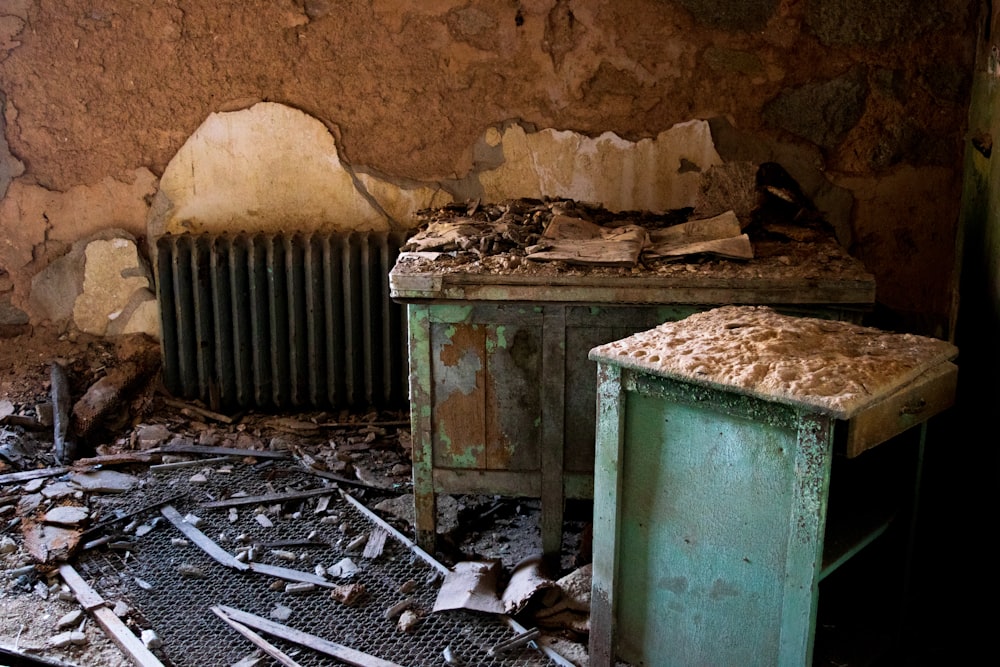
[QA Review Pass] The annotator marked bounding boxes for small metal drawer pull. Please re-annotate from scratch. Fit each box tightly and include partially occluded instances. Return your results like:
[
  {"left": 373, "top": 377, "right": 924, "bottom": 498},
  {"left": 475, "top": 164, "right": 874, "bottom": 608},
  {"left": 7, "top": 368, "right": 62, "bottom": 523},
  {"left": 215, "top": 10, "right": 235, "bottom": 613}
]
[{"left": 899, "top": 398, "right": 927, "bottom": 415}]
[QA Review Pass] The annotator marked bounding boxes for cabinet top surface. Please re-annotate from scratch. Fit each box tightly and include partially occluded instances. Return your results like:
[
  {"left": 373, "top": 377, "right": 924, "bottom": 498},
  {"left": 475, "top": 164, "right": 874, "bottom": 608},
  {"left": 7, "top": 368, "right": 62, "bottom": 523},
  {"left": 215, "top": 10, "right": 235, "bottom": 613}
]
[
  {"left": 390, "top": 238, "right": 875, "bottom": 306},
  {"left": 589, "top": 305, "right": 958, "bottom": 419}
]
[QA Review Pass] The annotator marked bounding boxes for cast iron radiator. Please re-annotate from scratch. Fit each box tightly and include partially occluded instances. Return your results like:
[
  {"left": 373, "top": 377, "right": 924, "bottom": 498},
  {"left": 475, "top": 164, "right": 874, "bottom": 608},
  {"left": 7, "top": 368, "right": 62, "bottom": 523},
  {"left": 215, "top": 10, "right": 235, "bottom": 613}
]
[{"left": 155, "top": 231, "right": 409, "bottom": 412}]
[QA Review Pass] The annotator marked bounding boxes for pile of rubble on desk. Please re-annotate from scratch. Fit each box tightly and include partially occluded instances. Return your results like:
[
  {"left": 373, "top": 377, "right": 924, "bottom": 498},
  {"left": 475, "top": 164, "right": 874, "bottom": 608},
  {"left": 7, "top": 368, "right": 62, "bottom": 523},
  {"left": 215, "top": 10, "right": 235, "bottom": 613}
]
[
  {"left": 395, "top": 162, "right": 854, "bottom": 282},
  {"left": 402, "top": 198, "right": 755, "bottom": 269},
  {"left": 0, "top": 331, "right": 595, "bottom": 667}
]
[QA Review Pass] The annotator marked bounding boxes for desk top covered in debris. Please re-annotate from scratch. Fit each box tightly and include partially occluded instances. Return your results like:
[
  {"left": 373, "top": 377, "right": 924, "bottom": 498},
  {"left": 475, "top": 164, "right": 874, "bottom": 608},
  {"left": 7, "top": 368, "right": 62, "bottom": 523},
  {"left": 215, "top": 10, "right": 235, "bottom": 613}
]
[
  {"left": 589, "top": 305, "right": 958, "bottom": 421},
  {"left": 389, "top": 199, "right": 876, "bottom": 306}
]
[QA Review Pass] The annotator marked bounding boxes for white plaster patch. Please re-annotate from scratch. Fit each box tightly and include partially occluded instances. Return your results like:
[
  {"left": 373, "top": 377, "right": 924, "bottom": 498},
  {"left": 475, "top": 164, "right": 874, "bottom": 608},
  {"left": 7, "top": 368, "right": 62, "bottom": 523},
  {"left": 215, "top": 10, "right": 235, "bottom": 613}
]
[
  {"left": 72, "top": 238, "right": 151, "bottom": 336},
  {"left": 158, "top": 103, "right": 386, "bottom": 233},
  {"left": 478, "top": 120, "right": 723, "bottom": 213},
  {"left": 156, "top": 102, "right": 449, "bottom": 235}
]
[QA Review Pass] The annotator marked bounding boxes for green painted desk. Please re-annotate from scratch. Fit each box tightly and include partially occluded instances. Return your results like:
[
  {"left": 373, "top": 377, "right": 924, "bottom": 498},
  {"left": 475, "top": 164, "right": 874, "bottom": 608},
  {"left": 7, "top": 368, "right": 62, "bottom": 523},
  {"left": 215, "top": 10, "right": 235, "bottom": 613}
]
[
  {"left": 588, "top": 306, "right": 958, "bottom": 667},
  {"left": 389, "top": 240, "right": 876, "bottom": 557}
]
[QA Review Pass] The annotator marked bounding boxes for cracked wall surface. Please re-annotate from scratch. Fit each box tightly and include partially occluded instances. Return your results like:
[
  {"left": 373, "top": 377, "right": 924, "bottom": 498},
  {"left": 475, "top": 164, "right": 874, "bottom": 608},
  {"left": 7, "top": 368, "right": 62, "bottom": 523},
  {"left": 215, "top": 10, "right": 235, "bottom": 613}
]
[{"left": 0, "top": 0, "right": 978, "bottom": 336}]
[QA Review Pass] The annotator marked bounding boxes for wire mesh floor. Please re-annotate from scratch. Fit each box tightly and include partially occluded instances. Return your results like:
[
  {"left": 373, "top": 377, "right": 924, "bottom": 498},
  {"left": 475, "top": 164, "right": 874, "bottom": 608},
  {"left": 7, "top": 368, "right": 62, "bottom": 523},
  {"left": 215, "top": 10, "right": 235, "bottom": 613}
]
[{"left": 75, "top": 460, "right": 562, "bottom": 666}]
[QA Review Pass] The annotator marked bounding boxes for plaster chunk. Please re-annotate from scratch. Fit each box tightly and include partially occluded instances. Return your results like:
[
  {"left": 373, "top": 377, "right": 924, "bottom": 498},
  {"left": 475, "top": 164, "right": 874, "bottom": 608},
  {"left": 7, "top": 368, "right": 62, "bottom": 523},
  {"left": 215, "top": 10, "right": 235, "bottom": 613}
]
[
  {"left": 56, "top": 609, "right": 84, "bottom": 629},
  {"left": 48, "top": 631, "right": 87, "bottom": 648},
  {"left": 478, "top": 120, "right": 723, "bottom": 213},
  {"left": 43, "top": 505, "right": 89, "bottom": 526},
  {"left": 135, "top": 423, "right": 171, "bottom": 449},
  {"left": 589, "top": 306, "right": 958, "bottom": 419},
  {"left": 69, "top": 470, "right": 139, "bottom": 493},
  {"left": 72, "top": 237, "right": 152, "bottom": 336}
]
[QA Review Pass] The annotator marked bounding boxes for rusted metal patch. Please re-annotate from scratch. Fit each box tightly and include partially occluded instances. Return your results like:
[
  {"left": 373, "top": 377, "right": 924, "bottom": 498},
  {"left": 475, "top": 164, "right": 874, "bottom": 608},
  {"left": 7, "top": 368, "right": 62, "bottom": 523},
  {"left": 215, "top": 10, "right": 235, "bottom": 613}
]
[{"left": 432, "top": 322, "right": 486, "bottom": 468}]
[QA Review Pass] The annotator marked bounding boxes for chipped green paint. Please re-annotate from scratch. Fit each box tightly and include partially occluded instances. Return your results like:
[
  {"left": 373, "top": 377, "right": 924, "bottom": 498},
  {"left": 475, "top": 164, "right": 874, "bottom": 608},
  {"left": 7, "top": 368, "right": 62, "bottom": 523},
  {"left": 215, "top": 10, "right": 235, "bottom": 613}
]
[
  {"left": 406, "top": 307, "right": 432, "bottom": 398},
  {"left": 428, "top": 304, "right": 474, "bottom": 323},
  {"left": 486, "top": 325, "right": 509, "bottom": 353},
  {"left": 436, "top": 429, "right": 484, "bottom": 468},
  {"left": 591, "top": 359, "right": 833, "bottom": 667}
]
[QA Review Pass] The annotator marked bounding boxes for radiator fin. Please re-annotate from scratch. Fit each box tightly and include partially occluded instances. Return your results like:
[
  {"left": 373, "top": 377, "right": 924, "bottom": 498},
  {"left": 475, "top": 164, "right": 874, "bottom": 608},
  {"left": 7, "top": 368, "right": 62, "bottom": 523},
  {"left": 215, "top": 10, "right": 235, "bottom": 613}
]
[{"left": 156, "top": 232, "right": 409, "bottom": 412}]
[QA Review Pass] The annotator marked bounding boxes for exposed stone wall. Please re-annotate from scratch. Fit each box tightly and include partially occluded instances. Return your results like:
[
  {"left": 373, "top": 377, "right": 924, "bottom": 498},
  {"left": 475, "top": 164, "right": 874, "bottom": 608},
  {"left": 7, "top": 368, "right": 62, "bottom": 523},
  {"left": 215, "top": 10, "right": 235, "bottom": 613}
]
[{"left": 0, "top": 0, "right": 977, "bottom": 336}]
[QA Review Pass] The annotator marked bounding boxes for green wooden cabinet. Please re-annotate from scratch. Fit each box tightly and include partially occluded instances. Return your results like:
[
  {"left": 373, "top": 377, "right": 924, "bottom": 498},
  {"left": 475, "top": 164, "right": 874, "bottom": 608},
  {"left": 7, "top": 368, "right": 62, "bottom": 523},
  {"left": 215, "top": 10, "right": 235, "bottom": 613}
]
[
  {"left": 588, "top": 307, "right": 957, "bottom": 666},
  {"left": 390, "top": 248, "right": 876, "bottom": 559}
]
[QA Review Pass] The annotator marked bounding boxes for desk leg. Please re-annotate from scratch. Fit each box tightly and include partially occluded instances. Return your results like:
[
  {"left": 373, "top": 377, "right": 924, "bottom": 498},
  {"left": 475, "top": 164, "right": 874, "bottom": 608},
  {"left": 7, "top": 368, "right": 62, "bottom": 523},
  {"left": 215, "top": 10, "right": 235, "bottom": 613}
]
[
  {"left": 778, "top": 413, "right": 835, "bottom": 666},
  {"left": 541, "top": 307, "right": 567, "bottom": 560},
  {"left": 589, "top": 364, "right": 625, "bottom": 667},
  {"left": 407, "top": 306, "right": 437, "bottom": 552}
]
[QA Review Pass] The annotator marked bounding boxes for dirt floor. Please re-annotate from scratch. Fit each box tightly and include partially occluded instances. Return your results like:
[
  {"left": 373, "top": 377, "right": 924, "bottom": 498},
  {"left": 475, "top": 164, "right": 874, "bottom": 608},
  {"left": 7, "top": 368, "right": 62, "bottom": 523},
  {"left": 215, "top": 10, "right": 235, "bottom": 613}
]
[{"left": 0, "top": 325, "right": 593, "bottom": 666}]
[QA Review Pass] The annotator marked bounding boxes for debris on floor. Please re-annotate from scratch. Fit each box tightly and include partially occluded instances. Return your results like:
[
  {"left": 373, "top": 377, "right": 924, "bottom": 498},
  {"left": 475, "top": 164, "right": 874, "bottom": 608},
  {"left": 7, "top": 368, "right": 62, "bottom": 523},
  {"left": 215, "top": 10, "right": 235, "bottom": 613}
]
[{"left": 1, "top": 359, "right": 591, "bottom": 666}]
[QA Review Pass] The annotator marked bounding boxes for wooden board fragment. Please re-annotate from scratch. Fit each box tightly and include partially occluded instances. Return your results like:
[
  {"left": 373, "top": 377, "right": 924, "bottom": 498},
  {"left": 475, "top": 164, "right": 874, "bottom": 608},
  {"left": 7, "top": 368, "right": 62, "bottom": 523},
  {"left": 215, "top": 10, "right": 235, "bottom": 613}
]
[
  {"left": 162, "top": 398, "right": 236, "bottom": 424},
  {"left": 58, "top": 564, "right": 166, "bottom": 667},
  {"left": 0, "top": 467, "right": 70, "bottom": 485},
  {"left": 248, "top": 562, "right": 336, "bottom": 589},
  {"left": 215, "top": 605, "right": 407, "bottom": 667},
  {"left": 362, "top": 526, "right": 388, "bottom": 559},
  {"left": 160, "top": 505, "right": 249, "bottom": 571},
  {"left": 212, "top": 607, "right": 303, "bottom": 667},
  {"left": 160, "top": 443, "right": 289, "bottom": 459},
  {"left": 199, "top": 487, "right": 335, "bottom": 509}
]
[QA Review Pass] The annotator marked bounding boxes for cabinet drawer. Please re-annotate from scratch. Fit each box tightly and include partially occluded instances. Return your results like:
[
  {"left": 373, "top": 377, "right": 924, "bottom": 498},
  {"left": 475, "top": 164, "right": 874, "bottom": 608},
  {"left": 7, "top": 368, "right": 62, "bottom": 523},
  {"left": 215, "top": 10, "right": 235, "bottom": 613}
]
[{"left": 844, "top": 361, "right": 958, "bottom": 457}]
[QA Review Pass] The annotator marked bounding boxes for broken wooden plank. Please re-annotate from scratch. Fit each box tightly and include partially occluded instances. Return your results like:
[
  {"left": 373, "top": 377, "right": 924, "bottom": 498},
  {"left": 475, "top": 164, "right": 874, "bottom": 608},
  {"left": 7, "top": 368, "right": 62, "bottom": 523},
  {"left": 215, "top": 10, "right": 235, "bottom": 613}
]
[
  {"left": 0, "top": 466, "right": 70, "bottom": 486},
  {"left": 199, "top": 486, "right": 335, "bottom": 509},
  {"left": 214, "top": 605, "right": 407, "bottom": 667},
  {"left": 160, "top": 443, "right": 289, "bottom": 459},
  {"left": 150, "top": 455, "right": 235, "bottom": 473},
  {"left": 160, "top": 505, "right": 249, "bottom": 571},
  {"left": 161, "top": 397, "right": 236, "bottom": 424},
  {"left": 315, "top": 419, "right": 411, "bottom": 429},
  {"left": 58, "top": 564, "right": 166, "bottom": 667},
  {"left": 304, "top": 467, "right": 404, "bottom": 494},
  {"left": 340, "top": 491, "right": 447, "bottom": 576},
  {"left": 212, "top": 607, "right": 304, "bottom": 667},
  {"left": 362, "top": 526, "right": 388, "bottom": 559},
  {"left": 57, "top": 562, "right": 106, "bottom": 611},
  {"left": 92, "top": 606, "right": 167, "bottom": 667},
  {"left": 72, "top": 451, "right": 162, "bottom": 467},
  {"left": 0, "top": 451, "right": 161, "bottom": 486},
  {"left": 247, "top": 562, "right": 336, "bottom": 589},
  {"left": 487, "top": 627, "right": 541, "bottom": 657},
  {"left": 254, "top": 539, "right": 329, "bottom": 550},
  {"left": 501, "top": 616, "right": 576, "bottom": 667}
]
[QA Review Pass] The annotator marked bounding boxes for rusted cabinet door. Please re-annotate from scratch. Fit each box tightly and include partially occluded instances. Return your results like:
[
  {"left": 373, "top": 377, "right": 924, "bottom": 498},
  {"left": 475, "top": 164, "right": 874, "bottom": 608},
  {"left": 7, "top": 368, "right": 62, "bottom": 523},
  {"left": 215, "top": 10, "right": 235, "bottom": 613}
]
[{"left": 429, "top": 311, "right": 543, "bottom": 472}]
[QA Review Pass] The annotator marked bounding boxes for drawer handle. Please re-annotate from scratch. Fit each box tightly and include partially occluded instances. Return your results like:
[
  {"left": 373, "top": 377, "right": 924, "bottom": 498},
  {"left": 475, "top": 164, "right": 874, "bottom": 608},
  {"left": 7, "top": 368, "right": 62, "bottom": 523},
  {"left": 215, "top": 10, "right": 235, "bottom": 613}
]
[{"left": 900, "top": 398, "right": 927, "bottom": 415}]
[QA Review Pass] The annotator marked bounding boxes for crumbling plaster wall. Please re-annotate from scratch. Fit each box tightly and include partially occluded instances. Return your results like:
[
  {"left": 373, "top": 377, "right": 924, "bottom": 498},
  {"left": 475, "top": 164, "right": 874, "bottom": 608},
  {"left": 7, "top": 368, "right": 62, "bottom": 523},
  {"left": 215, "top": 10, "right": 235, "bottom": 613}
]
[{"left": 0, "top": 0, "right": 977, "bottom": 337}]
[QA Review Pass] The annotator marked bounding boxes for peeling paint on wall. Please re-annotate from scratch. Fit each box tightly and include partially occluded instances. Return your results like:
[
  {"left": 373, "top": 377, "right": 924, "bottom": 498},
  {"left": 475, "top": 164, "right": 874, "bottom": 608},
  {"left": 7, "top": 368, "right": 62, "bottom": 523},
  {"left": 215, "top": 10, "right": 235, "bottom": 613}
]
[
  {"left": 152, "top": 103, "right": 417, "bottom": 236},
  {"left": 477, "top": 120, "right": 722, "bottom": 212}
]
